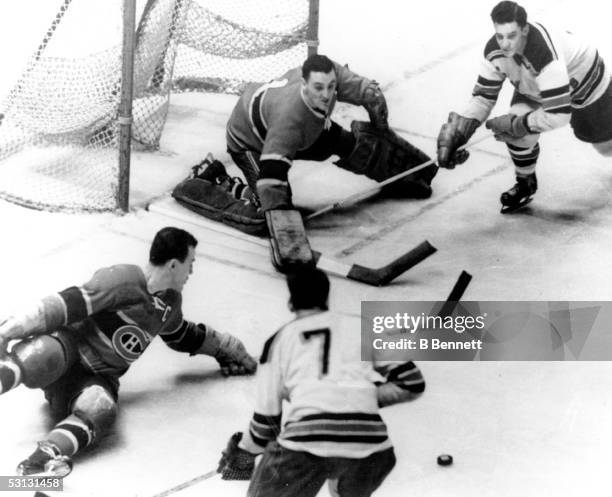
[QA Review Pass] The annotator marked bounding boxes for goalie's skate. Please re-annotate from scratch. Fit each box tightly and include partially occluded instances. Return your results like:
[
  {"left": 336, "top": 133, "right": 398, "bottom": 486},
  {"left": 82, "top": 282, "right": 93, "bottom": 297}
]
[
  {"left": 500, "top": 173, "right": 537, "bottom": 214},
  {"left": 16, "top": 441, "right": 73, "bottom": 478},
  {"left": 190, "top": 153, "right": 250, "bottom": 201}
]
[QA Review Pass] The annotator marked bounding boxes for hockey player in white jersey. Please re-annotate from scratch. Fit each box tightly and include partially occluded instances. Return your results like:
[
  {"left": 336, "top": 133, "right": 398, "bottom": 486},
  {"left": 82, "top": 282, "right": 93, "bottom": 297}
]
[
  {"left": 437, "top": 1, "right": 612, "bottom": 212},
  {"left": 217, "top": 268, "right": 425, "bottom": 497}
]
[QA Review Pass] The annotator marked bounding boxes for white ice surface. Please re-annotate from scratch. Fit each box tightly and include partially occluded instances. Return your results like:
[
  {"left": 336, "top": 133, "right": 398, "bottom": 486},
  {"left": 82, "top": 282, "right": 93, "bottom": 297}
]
[{"left": 1, "top": 1, "right": 612, "bottom": 496}]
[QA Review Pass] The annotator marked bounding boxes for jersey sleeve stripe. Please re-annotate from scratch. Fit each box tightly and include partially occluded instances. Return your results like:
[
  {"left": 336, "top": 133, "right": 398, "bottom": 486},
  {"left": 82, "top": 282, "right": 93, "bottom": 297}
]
[
  {"left": 59, "top": 286, "right": 89, "bottom": 323},
  {"left": 477, "top": 76, "right": 503, "bottom": 88},
  {"left": 249, "top": 89, "right": 268, "bottom": 143},
  {"left": 161, "top": 321, "right": 207, "bottom": 354},
  {"left": 573, "top": 54, "right": 606, "bottom": 105}
]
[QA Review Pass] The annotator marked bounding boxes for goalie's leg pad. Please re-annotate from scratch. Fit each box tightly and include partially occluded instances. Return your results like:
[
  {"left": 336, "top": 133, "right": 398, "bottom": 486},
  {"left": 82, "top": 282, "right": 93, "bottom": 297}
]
[
  {"left": 335, "top": 121, "right": 438, "bottom": 199},
  {"left": 266, "top": 210, "right": 314, "bottom": 272},
  {"left": 172, "top": 178, "right": 267, "bottom": 236}
]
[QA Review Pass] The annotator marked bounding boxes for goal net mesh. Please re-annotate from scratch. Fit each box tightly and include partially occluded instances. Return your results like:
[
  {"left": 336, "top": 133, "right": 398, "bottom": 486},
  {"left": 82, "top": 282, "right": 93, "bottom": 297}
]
[{"left": 0, "top": 0, "right": 312, "bottom": 212}]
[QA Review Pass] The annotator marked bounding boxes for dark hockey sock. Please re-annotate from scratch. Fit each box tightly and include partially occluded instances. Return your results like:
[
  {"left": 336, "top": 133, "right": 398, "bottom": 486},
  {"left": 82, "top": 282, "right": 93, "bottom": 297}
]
[
  {"left": 0, "top": 359, "right": 22, "bottom": 394},
  {"left": 47, "top": 414, "right": 94, "bottom": 457},
  {"left": 507, "top": 142, "right": 540, "bottom": 168}
]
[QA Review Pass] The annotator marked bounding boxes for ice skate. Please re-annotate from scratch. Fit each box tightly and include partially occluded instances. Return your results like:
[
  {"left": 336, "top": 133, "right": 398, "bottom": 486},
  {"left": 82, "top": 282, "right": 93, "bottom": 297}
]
[
  {"left": 500, "top": 173, "right": 537, "bottom": 214},
  {"left": 16, "top": 441, "right": 73, "bottom": 478}
]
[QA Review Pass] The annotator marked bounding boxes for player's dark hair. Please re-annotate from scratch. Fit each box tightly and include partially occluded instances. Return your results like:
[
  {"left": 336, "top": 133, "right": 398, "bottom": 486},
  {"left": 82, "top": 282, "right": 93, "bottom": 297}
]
[
  {"left": 302, "top": 54, "right": 335, "bottom": 80},
  {"left": 287, "top": 267, "right": 330, "bottom": 311},
  {"left": 491, "top": 1, "right": 527, "bottom": 27},
  {"left": 149, "top": 227, "right": 198, "bottom": 266}
]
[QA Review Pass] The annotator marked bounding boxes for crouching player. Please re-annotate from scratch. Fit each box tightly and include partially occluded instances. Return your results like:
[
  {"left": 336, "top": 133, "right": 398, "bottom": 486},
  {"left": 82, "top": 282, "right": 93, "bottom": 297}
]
[
  {"left": 0, "top": 227, "right": 256, "bottom": 477},
  {"left": 173, "top": 54, "right": 437, "bottom": 271},
  {"left": 217, "top": 268, "right": 425, "bottom": 497},
  {"left": 437, "top": 1, "right": 612, "bottom": 213}
]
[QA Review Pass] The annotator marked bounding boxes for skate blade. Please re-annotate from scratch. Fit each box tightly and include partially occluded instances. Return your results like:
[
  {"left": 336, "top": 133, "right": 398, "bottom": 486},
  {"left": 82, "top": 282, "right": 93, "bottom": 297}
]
[{"left": 500, "top": 196, "right": 533, "bottom": 214}]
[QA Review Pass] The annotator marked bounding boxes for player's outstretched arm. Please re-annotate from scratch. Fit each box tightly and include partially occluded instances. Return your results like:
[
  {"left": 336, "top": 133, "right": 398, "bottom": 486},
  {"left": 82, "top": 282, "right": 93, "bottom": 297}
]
[{"left": 375, "top": 361, "right": 426, "bottom": 408}]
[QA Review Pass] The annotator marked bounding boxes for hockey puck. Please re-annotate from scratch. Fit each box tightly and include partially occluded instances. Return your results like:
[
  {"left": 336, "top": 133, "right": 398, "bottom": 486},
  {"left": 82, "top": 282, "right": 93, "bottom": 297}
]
[{"left": 437, "top": 454, "right": 453, "bottom": 466}]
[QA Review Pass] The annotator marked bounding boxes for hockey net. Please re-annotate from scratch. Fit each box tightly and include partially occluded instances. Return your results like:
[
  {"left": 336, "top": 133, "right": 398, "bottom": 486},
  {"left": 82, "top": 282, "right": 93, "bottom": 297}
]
[{"left": 0, "top": 0, "right": 314, "bottom": 212}]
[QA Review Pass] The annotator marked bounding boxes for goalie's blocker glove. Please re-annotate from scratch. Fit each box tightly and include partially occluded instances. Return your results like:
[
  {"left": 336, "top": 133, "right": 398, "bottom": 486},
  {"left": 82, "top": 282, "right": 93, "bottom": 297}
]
[
  {"left": 437, "top": 112, "right": 480, "bottom": 169},
  {"left": 217, "top": 432, "right": 256, "bottom": 480}
]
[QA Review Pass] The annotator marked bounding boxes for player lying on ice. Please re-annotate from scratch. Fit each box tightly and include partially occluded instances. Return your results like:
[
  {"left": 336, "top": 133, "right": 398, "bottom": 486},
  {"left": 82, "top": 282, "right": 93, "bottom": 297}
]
[
  {"left": 0, "top": 227, "right": 257, "bottom": 477},
  {"left": 173, "top": 54, "right": 438, "bottom": 271},
  {"left": 436, "top": 0, "right": 612, "bottom": 213},
  {"left": 217, "top": 267, "right": 426, "bottom": 497}
]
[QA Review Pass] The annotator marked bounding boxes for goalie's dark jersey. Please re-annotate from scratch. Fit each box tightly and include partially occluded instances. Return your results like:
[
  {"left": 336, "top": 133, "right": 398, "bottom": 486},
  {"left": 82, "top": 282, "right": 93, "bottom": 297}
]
[
  {"left": 41, "top": 264, "right": 203, "bottom": 376},
  {"left": 226, "top": 61, "right": 373, "bottom": 167}
]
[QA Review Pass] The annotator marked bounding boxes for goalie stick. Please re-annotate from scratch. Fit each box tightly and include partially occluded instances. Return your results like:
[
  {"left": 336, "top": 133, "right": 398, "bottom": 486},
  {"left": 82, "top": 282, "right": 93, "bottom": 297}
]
[
  {"left": 306, "top": 134, "right": 492, "bottom": 221},
  {"left": 148, "top": 199, "right": 436, "bottom": 286}
]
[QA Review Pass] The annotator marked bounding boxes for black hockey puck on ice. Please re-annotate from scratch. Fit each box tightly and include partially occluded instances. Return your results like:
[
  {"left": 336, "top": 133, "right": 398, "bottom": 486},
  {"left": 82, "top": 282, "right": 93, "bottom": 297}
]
[{"left": 437, "top": 454, "right": 453, "bottom": 466}]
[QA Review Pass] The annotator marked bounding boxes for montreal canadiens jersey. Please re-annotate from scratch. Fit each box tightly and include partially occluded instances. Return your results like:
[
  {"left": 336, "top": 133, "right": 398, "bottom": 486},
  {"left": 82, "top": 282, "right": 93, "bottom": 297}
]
[
  {"left": 464, "top": 21, "right": 610, "bottom": 133},
  {"left": 240, "top": 310, "right": 393, "bottom": 459},
  {"left": 39, "top": 264, "right": 205, "bottom": 376},
  {"left": 226, "top": 61, "right": 373, "bottom": 166}
]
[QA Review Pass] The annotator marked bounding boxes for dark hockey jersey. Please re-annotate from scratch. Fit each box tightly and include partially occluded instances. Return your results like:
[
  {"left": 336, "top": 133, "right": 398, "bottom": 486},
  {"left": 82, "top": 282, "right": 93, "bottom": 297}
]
[
  {"left": 226, "top": 61, "right": 373, "bottom": 167},
  {"left": 464, "top": 22, "right": 610, "bottom": 133},
  {"left": 28, "top": 264, "right": 205, "bottom": 376}
]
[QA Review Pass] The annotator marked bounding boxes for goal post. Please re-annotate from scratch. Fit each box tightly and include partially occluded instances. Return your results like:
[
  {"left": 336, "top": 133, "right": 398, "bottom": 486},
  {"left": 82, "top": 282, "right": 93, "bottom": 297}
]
[
  {"left": 0, "top": 0, "right": 319, "bottom": 213},
  {"left": 118, "top": 0, "right": 137, "bottom": 212}
]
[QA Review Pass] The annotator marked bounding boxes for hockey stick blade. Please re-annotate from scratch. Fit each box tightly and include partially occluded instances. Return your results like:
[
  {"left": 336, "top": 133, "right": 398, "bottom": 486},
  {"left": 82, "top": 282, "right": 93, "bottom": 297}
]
[
  {"left": 339, "top": 240, "right": 436, "bottom": 286},
  {"left": 148, "top": 199, "right": 431, "bottom": 286},
  {"left": 438, "top": 270, "right": 473, "bottom": 318}
]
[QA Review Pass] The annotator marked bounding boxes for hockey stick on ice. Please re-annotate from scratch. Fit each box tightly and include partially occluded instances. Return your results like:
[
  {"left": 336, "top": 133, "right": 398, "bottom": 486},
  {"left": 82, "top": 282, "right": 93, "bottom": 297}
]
[
  {"left": 438, "top": 270, "right": 473, "bottom": 318},
  {"left": 305, "top": 134, "right": 492, "bottom": 221},
  {"left": 147, "top": 469, "right": 219, "bottom": 497},
  {"left": 148, "top": 200, "right": 436, "bottom": 286}
]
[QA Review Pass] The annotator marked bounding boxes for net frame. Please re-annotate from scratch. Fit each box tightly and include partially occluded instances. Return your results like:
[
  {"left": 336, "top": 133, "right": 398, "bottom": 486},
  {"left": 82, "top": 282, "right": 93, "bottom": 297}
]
[{"left": 0, "top": 0, "right": 319, "bottom": 212}]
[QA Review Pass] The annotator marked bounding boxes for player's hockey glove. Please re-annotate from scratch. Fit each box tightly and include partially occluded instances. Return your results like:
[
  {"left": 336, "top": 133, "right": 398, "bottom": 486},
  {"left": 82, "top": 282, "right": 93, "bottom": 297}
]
[
  {"left": 195, "top": 325, "right": 257, "bottom": 376},
  {"left": 437, "top": 112, "right": 480, "bottom": 168},
  {"left": 363, "top": 82, "right": 389, "bottom": 131},
  {"left": 485, "top": 113, "right": 532, "bottom": 142},
  {"left": 375, "top": 361, "right": 425, "bottom": 407},
  {"left": 217, "top": 432, "right": 256, "bottom": 480}
]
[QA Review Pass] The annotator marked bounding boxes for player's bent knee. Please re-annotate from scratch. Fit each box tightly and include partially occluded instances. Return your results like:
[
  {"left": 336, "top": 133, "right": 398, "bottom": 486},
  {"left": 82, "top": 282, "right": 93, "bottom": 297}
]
[
  {"left": 11, "top": 335, "right": 69, "bottom": 389},
  {"left": 593, "top": 139, "right": 612, "bottom": 157},
  {"left": 506, "top": 133, "right": 540, "bottom": 149},
  {"left": 72, "top": 385, "right": 118, "bottom": 435}
]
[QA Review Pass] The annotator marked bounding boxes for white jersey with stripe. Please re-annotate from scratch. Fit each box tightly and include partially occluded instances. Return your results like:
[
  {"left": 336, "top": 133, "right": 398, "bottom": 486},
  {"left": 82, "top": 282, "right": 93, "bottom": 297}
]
[
  {"left": 240, "top": 310, "right": 393, "bottom": 459},
  {"left": 464, "top": 21, "right": 610, "bottom": 133}
]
